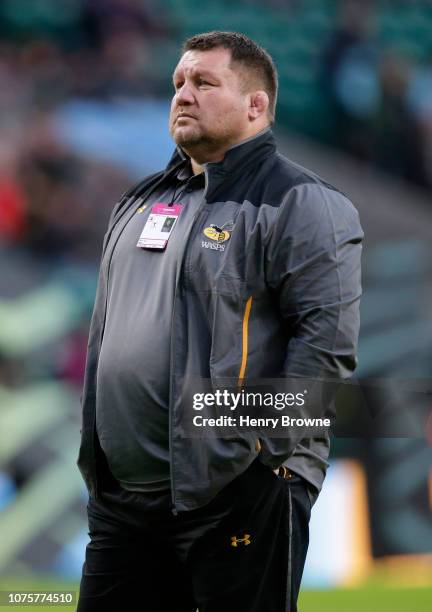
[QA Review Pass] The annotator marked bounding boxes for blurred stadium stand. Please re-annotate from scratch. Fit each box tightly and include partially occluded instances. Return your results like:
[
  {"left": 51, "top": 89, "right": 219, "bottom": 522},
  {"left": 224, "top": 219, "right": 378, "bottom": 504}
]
[{"left": 0, "top": 0, "right": 431, "bottom": 587}]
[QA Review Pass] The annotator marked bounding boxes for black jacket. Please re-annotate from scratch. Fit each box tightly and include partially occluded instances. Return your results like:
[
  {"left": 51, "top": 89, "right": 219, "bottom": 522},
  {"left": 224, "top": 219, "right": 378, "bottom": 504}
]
[{"left": 77, "top": 130, "right": 363, "bottom": 511}]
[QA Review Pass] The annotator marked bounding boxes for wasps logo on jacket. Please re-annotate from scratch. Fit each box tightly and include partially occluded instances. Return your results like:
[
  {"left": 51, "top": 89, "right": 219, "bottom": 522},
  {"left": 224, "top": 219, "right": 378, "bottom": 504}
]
[{"left": 202, "top": 222, "right": 233, "bottom": 251}]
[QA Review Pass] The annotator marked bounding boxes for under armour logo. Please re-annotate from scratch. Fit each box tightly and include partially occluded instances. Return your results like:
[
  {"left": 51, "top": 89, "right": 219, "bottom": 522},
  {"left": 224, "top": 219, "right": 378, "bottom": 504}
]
[{"left": 231, "top": 534, "right": 251, "bottom": 547}]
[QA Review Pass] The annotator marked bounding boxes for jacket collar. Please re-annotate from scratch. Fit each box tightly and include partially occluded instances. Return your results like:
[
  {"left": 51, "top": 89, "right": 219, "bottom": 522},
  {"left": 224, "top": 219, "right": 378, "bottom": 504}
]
[{"left": 165, "top": 128, "right": 277, "bottom": 180}]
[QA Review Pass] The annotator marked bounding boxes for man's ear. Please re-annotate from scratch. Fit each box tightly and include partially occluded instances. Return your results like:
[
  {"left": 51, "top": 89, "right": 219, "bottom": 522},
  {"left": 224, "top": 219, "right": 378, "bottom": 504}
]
[{"left": 248, "top": 90, "right": 269, "bottom": 120}]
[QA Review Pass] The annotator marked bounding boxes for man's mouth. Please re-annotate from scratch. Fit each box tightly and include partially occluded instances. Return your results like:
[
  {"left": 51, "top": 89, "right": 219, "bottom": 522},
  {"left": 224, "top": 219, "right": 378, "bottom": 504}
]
[{"left": 176, "top": 113, "right": 197, "bottom": 121}]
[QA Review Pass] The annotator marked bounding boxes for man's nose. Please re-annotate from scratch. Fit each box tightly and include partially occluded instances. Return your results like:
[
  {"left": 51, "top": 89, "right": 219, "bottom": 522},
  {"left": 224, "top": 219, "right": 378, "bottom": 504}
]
[{"left": 175, "top": 82, "right": 195, "bottom": 105}]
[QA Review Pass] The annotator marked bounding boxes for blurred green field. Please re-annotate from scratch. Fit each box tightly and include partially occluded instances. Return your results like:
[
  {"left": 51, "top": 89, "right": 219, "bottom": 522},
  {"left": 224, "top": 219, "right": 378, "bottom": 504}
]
[
  {"left": 299, "top": 586, "right": 432, "bottom": 611},
  {"left": 0, "top": 578, "right": 431, "bottom": 611}
]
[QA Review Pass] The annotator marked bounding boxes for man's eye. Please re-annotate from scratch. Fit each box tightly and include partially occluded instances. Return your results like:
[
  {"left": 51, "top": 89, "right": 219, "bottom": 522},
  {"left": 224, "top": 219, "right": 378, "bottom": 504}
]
[
  {"left": 198, "top": 79, "right": 211, "bottom": 86},
  {"left": 174, "top": 81, "right": 184, "bottom": 90}
]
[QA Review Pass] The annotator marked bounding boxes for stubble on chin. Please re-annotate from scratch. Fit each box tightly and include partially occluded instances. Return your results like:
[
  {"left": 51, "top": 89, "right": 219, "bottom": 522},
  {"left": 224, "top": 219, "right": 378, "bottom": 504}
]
[
  {"left": 170, "top": 119, "right": 236, "bottom": 160},
  {"left": 172, "top": 129, "right": 202, "bottom": 148},
  {"left": 171, "top": 116, "right": 204, "bottom": 141}
]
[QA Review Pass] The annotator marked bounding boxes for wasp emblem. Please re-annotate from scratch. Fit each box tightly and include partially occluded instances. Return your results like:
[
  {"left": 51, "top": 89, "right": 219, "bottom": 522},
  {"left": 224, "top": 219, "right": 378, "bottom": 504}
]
[{"left": 203, "top": 225, "right": 231, "bottom": 243}]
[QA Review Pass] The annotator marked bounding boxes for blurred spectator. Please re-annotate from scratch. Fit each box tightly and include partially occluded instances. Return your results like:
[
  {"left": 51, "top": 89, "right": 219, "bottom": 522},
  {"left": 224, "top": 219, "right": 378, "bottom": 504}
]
[
  {"left": 407, "top": 50, "right": 432, "bottom": 188},
  {"left": 0, "top": 144, "right": 27, "bottom": 244},
  {"left": 320, "top": 0, "right": 379, "bottom": 159},
  {"left": 81, "top": 0, "right": 169, "bottom": 47},
  {"left": 373, "top": 51, "right": 429, "bottom": 189}
]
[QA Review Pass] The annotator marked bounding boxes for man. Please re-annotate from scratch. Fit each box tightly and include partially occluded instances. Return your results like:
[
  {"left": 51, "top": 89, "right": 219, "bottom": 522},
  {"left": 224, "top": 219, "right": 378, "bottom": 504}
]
[{"left": 77, "top": 31, "right": 363, "bottom": 611}]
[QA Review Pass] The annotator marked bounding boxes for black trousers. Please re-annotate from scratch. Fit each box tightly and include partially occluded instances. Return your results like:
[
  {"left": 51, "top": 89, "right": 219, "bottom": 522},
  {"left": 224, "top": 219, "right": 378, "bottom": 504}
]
[{"left": 77, "top": 459, "right": 311, "bottom": 612}]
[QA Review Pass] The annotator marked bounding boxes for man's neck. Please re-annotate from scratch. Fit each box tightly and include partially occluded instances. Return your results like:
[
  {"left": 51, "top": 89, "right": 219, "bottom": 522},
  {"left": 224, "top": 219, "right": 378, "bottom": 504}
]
[
  {"left": 188, "top": 126, "right": 271, "bottom": 175},
  {"left": 191, "top": 158, "right": 206, "bottom": 175}
]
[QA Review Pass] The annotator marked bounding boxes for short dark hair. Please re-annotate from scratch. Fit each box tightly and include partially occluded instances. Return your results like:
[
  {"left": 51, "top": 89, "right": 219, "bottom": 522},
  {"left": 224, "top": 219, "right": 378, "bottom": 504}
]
[{"left": 182, "top": 31, "right": 278, "bottom": 122}]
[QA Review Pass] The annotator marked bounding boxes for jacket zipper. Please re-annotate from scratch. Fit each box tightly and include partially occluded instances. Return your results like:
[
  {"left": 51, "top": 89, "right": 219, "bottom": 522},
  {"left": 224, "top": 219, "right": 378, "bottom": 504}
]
[
  {"left": 238, "top": 295, "right": 253, "bottom": 388},
  {"left": 169, "top": 167, "right": 210, "bottom": 515}
]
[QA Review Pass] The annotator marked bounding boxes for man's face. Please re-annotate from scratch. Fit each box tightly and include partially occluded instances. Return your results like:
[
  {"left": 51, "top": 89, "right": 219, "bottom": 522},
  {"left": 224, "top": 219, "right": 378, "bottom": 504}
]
[{"left": 169, "top": 47, "right": 250, "bottom": 154}]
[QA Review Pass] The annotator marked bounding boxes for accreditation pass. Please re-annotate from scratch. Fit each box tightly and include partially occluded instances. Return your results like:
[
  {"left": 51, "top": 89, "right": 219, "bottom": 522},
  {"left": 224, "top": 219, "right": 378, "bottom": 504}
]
[{"left": 137, "top": 203, "right": 183, "bottom": 249}]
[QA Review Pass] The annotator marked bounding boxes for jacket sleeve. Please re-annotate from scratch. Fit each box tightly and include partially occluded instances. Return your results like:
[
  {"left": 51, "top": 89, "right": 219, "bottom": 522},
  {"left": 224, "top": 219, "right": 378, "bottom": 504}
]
[
  {"left": 260, "top": 183, "right": 363, "bottom": 466},
  {"left": 266, "top": 183, "right": 363, "bottom": 377}
]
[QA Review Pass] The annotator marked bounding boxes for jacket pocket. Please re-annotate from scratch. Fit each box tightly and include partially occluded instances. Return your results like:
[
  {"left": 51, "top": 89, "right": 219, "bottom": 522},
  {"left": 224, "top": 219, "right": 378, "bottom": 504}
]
[{"left": 209, "top": 274, "right": 251, "bottom": 382}]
